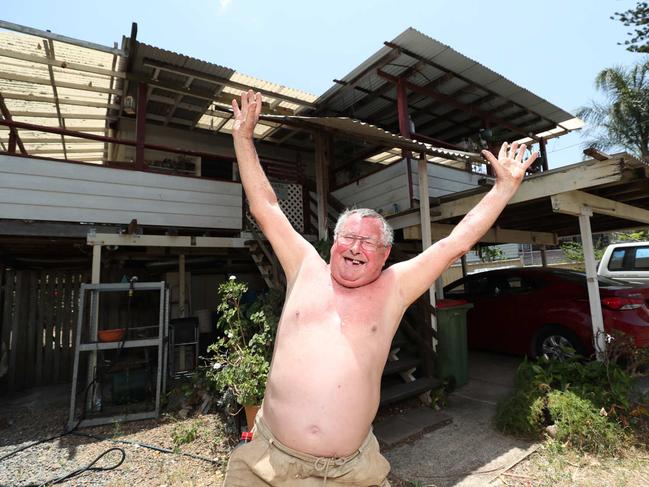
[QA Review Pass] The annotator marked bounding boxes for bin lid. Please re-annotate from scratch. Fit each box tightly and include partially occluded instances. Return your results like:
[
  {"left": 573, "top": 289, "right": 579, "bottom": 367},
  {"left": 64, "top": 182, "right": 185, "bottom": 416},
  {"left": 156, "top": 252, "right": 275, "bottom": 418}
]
[{"left": 436, "top": 299, "right": 471, "bottom": 308}]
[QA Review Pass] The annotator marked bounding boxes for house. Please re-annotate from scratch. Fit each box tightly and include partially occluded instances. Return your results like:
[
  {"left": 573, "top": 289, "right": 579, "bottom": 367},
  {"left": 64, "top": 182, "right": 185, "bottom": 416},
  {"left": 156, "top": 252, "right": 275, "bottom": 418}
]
[{"left": 2, "top": 21, "right": 648, "bottom": 408}]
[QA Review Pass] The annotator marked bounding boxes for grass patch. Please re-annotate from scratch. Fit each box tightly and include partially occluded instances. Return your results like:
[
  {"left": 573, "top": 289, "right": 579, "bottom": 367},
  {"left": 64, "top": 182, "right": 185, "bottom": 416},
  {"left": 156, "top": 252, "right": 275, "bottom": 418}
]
[{"left": 171, "top": 421, "right": 199, "bottom": 448}]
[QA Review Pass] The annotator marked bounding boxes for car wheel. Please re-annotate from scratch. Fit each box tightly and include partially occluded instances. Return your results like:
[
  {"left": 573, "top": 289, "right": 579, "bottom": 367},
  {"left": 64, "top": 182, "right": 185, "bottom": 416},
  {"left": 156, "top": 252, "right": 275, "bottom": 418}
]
[{"left": 533, "top": 326, "right": 585, "bottom": 360}]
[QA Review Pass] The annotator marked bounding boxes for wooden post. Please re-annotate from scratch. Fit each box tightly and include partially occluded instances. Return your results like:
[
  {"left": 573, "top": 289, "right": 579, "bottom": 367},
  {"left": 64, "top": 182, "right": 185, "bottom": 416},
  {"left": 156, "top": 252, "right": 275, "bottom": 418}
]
[
  {"left": 1, "top": 271, "right": 14, "bottom": 389},
  {"left": 314, "top": 132, "right": 331, "bottom": 240},
  {"left": 540, "top": 245, "right": 548, "bottom": 267},
  {"left": 578, "top": 208, "right": 606, "bottom": 360},
  {"left": 461, "top": 254, "right": 468, "bottom": 277},
  {"left": 135, "top": 82, "right": 147, "bottom": 170},
  {"left": 396, "top": 78, "right": 414, "bottom": 208},
  {"left": 539, "top": 138, "right": 548, "bottom": 171},
  {"left": 8, "top": 131, "right": 16, "bottom": 154},
  {"left": 88, "top": 245, "right": 102, "bottom": 409},
  {"left": 179, "top": 254, "right": 186, "bottom": 318},
  {"left": 417, "top": 153, "right": 437, "bottom": 349},
  {"left": 91, "top": 245, "right": 101, "bottom": 284}
]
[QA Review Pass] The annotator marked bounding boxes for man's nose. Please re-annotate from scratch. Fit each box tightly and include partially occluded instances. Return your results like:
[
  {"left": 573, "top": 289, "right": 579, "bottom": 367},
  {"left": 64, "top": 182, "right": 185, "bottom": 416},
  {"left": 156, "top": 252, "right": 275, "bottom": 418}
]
[{"left": 349, "top": 239, "right": 363, "bottom": 252}]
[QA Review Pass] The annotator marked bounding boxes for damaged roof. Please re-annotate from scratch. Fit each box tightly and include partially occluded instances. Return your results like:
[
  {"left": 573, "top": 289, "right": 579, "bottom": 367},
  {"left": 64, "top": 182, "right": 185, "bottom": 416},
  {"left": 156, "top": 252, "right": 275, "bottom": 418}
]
[{"left": 313, "top": 27, "right": 583, "bottom": 146}]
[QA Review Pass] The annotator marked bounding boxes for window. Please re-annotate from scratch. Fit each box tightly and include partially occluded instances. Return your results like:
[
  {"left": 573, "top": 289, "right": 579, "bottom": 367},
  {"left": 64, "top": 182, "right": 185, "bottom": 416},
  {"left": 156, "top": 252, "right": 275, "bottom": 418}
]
[
  {"left": 445, "top": 281, "right": 466, "bottom": 298},
  {"left": 632, "top": 247, "right": 649, "bottom": 270},
  {"left": 467, "top": 277, "right": 494, "bottom": 297},
  {"left": 504, "top": 276, "right": 534, "bottom": 293},
  {"left": 607, "top": 249, "right": 627, "bottom": 271}
]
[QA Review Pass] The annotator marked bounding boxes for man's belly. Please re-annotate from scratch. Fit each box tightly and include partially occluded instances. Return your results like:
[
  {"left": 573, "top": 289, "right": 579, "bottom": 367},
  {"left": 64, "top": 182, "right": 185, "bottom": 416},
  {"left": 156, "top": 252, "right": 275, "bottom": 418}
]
[{"left": 261, "top": 335, "right": 384, "bottom": 457}]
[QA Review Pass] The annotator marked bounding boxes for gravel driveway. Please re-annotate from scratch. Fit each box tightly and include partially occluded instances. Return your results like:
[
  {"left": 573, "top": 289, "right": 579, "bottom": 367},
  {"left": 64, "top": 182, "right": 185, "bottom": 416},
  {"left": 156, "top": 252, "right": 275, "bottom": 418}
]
[{"left": 0, "top": 384, "right": 230, "bottom": 486}]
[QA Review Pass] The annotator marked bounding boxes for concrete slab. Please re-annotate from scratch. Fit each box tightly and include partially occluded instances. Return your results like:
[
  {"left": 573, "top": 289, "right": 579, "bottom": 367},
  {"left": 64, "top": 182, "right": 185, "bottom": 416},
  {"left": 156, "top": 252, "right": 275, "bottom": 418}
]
[
  {"left": 375, "top": 408, "right": 453, "bottom": 448},
  {"left": 375, "top": 417, "right": 424, "bottom": 448},
  {"left": 451, "top": 377, "right": 512, "bottom": 405},
  {"left": 385, "top": 352, "right": 539, "bottom": 487}
]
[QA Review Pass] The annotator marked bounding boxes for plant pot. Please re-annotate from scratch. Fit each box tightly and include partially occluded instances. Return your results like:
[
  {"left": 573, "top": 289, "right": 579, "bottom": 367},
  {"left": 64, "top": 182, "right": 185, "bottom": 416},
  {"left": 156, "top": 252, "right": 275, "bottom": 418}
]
[{"left": 244, "top": 405, "right": 260, "bottom": 431}]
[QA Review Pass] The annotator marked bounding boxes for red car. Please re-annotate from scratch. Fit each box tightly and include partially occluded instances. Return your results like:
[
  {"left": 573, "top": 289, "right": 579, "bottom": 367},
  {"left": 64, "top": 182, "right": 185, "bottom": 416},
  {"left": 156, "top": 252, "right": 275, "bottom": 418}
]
[{"left": 443, "top": 268, "right": 649, "bottom": 359}]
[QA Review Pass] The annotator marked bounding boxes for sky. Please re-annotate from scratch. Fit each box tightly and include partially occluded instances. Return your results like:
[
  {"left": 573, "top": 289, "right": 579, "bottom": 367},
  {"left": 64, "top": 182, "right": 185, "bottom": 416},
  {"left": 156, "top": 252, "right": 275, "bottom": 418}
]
[{"left": 3, "top": 0, "right": 646, "bottom": 168}]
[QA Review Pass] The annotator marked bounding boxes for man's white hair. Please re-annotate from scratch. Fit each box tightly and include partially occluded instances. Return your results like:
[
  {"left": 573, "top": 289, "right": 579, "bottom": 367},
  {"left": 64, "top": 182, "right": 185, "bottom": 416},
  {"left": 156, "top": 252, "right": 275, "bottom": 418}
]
[{"left": 333, "top": 208, "right": 394, "bottom": 247}]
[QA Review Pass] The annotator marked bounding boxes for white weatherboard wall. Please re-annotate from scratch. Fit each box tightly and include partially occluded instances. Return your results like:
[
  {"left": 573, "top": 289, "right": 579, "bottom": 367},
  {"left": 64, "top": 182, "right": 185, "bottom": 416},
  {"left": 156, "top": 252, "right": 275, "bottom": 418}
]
[
  {"left": 0, "top": 155, "right": 242, "bottom": 229},
  {"left": 332, "top": 159, "right": 482, "bottom": 215},
  {"left": 332, "top": 161, "right": 410, "bottom": 216},
  {"left": 410, "top": 161, "right": 482, "bottom": 200}
]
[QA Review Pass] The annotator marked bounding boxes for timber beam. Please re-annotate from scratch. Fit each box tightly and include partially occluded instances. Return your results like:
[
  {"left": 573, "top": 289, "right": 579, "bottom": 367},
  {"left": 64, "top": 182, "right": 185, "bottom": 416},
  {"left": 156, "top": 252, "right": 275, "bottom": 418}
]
[
  {"left": 87, "top": 233, "right": 249, "bottom": 248},
  {"left": 403, "top": 223, "right": 558, "bottom": 246},
  {"left": 387, "top": 156, "right": 629, "bottom": 229},
  {"left": 431, "top": 157, "right": 627, "bottom": 222},
  {"left": 551, "top": 190, "right": 649, "bottom": 224}
]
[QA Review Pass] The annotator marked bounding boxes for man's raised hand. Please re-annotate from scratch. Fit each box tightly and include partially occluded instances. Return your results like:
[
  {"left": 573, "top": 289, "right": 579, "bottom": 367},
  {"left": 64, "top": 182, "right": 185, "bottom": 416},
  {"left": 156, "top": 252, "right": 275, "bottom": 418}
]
[
  {"left": 232, "top": 89, "right": 262, "bottom": 140},
  {"left": 481, "top": 142, "right": 539, "bottom": 194}
]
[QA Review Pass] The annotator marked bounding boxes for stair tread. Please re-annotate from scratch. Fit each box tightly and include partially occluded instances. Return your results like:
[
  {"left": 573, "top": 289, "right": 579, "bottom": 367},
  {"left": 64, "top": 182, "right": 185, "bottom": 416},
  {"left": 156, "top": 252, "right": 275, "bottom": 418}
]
[
  {"left": 380, "top": 377, "right": 442, "bottom": 406},
  {"left": 382, "top": 356, "right": 420, "bottom": 376},
  {"left": 390, "top": 336, "right": 410, "bottom": 350}
]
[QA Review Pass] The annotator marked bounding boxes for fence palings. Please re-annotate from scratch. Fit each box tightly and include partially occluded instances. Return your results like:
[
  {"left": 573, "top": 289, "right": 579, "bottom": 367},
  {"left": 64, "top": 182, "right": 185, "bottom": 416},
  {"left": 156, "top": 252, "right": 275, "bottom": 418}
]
[{"left": 1, "top": 270, "right": 87, "bottom": 391}]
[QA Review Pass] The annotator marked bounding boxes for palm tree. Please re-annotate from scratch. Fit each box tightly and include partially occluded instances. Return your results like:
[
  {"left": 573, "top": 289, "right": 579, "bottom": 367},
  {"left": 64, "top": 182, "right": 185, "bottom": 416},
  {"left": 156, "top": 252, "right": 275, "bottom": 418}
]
[{"left": 577, "top": 60, "right": 649, "bottom": 161}]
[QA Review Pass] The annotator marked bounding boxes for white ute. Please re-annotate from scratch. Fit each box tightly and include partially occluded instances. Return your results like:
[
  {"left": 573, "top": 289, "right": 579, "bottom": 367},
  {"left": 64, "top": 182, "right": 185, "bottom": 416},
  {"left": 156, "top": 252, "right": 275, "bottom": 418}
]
[{"left": 597, "top": 241, "right": 649, "bottom": 284}]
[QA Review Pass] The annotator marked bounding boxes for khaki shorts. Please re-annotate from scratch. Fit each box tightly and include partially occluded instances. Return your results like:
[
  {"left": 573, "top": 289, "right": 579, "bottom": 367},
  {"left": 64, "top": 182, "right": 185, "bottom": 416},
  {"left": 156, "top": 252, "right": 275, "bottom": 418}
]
[{"left": 223, "top": 410, "right": 391, "bottom": 486}]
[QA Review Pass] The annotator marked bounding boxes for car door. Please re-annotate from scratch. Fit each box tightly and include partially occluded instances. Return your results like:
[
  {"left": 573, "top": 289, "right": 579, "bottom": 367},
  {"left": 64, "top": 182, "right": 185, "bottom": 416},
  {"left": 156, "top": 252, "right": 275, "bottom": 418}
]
[
  {"left": 493, "top": 273, "right": 538, "bottom": 354},
  {"left": 462, "top": 274, "right": 507, "bottom": 351}
]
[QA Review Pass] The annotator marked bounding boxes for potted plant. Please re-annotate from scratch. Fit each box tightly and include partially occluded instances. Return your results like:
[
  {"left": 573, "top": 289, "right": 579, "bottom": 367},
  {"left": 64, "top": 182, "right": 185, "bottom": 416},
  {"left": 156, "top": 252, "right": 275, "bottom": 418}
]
[{"left": 206, "top": 277, "right": 279, "bottom": 430}]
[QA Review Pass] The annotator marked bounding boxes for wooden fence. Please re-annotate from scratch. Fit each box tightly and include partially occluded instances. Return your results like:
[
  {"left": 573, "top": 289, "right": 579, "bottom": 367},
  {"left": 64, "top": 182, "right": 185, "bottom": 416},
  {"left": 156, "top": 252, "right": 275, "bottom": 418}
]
[{"left": 1, "top": 270, "right": 87, "bottom": 392}]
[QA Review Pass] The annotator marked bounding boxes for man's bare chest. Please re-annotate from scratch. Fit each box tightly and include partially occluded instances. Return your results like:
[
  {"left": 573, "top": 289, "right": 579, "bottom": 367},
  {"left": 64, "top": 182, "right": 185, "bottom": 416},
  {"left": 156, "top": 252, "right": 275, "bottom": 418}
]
[{"left": 283, "top": 269, "right": 398, "bottom": 337}]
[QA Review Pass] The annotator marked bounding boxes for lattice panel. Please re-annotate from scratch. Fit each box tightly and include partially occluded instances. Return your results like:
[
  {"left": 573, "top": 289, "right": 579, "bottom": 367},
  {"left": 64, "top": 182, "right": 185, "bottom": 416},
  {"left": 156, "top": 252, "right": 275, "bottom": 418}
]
[{"left": 246, "top": 182, "right": 304, "bottom": 232}]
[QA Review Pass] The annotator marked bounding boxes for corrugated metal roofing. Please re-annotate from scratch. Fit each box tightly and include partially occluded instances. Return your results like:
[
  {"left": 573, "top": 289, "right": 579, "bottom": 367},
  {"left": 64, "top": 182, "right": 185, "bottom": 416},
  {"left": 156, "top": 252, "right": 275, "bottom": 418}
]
[
  {"left": 0, "top": 27, "right": 121, "bottom": 163},
  {"left": 261, "top": 114, "right": 482, "bottom": 163},
  {"left": 316, "top": 27, "right": 583, "bottom": 144},
  {"left": 131, "top": 42, "right": 317, "bottom": 136}
]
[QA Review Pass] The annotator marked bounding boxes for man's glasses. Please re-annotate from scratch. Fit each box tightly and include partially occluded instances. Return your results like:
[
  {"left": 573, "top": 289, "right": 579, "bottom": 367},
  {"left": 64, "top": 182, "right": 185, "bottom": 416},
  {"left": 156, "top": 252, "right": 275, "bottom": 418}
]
[{"left": 336, "top": 234, "right": 385, "bottom": 251}]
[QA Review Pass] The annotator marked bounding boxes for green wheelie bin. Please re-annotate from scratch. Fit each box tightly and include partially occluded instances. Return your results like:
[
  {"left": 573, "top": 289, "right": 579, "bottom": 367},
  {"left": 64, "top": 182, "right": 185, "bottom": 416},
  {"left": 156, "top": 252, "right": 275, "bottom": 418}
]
[{"left": 435, "top": 299, "right": 473, "bottom": 390}]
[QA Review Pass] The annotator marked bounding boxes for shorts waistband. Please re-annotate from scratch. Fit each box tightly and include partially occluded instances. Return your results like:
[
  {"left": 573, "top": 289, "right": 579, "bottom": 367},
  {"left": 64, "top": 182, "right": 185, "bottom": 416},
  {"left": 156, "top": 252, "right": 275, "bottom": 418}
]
[{"left": 253, "top": 409, "right": 372, "bottom": 466}]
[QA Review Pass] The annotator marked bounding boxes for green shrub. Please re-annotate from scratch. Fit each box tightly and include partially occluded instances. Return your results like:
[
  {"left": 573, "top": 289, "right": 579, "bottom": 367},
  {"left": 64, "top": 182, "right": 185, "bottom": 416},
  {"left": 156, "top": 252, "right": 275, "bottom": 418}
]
[
  {"left": 205, "top": 278, "right": 279, "bottom": 407},
  {"left": 546, "top": 390, "right": 627, "bottom": 454},
  {"left": 495, "top": 389, "right": 545, "bottom": 438},
  {"left": 496, "top": 357, "right": 633, "bottom": 453}
]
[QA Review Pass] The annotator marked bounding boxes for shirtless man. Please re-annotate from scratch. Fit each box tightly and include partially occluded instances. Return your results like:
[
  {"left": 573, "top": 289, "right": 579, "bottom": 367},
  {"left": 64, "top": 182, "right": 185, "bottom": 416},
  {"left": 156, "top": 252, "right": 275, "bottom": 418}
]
[{"left": 224, "top": 90, "right": 538, "bottom": 486}]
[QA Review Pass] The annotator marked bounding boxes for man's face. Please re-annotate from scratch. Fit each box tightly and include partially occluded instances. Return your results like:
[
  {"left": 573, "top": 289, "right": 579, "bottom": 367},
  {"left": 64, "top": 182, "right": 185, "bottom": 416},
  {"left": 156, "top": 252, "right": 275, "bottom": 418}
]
[{"left": 329, "top": 214, "right": 391, "bottom": 288}]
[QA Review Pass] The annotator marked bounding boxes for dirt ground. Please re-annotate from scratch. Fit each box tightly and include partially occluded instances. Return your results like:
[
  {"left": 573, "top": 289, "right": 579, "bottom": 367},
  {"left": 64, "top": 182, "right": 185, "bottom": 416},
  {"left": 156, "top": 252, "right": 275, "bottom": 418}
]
[
  {"left": 0, "top": 394, "right": 415, "bottom": 487},
  {"left": 0, "top": 395, "right": 229, "bottom": 487}
]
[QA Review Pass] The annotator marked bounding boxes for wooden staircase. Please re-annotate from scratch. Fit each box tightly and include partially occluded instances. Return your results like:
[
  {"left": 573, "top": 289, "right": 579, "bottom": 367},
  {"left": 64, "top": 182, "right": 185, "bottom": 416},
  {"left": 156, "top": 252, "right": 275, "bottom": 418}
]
[
  {"left": 245, "top": 228, "right": 285, "bottom": 291},
  {"left": 379, "top": 245, "right": 443, "bottom": 406}
]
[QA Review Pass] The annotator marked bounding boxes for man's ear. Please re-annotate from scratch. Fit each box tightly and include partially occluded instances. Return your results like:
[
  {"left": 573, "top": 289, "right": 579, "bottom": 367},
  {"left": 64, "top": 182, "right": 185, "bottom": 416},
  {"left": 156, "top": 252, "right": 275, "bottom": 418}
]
[{"left": 382, "top": 245, "right": 392, "bottom": 266}]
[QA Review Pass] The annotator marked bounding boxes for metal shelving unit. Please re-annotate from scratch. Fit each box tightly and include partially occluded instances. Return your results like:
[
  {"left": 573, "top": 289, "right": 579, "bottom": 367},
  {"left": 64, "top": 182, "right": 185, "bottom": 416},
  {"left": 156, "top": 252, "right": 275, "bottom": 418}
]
[{"left": 68, "top": 282, "right": 169, "bottom": 429}]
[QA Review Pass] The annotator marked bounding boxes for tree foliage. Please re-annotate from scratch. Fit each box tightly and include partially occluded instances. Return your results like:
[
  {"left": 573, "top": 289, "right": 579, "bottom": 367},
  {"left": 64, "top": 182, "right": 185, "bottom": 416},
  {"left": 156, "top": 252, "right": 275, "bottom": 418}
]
[
  {"left": 478, "top": 245, "right": 505, "bottom": 262},
  {"left": 577, "top": 60, "right": 649, "bottom": 161},
  {"left": 612, "top": 2, "right": 649, "bottom": 53}
]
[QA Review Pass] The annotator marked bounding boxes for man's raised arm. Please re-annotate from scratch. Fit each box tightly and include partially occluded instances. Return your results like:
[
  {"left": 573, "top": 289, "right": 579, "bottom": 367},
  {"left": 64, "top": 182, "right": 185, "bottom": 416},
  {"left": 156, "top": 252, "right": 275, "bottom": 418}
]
[
  {"left": 232, "top": 90, "right": 315, "bottom": 282},
  {"left": 392, "top": 142, "right": 538, "bottom": 307}
]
